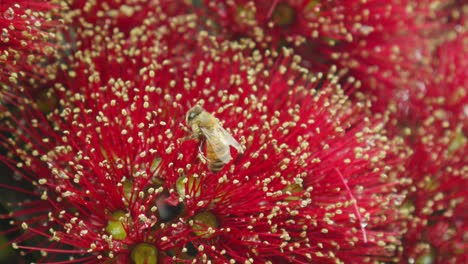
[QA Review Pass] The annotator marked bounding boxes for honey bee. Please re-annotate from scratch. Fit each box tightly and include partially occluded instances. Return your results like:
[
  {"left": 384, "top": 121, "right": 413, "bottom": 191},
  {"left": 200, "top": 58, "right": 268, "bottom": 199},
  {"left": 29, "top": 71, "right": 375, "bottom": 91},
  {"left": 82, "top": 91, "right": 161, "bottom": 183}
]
[{"left": 186, "top": 105, "right": 244, "bottom": 173}]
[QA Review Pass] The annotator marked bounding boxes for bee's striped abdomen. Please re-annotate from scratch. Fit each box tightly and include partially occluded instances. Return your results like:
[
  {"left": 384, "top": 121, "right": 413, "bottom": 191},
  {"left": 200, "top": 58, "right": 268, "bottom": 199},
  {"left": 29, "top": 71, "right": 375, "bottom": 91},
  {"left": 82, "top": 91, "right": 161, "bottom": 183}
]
[{"left": 206, "top": 141, "right": 231, "bottom": 173}]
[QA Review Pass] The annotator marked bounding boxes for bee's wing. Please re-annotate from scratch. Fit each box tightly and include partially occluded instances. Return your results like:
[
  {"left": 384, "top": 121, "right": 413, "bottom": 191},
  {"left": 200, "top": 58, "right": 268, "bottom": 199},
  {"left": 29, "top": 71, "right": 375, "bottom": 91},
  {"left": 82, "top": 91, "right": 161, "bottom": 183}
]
[
  {"left": 217, "top": 126, "right": 244, "bottom": 155},
  {"left": 200, "top": 126, "right": 243, "bottom": 163},
  {"left": 200, "top": 127, "right": 231, "bottom": 163}
]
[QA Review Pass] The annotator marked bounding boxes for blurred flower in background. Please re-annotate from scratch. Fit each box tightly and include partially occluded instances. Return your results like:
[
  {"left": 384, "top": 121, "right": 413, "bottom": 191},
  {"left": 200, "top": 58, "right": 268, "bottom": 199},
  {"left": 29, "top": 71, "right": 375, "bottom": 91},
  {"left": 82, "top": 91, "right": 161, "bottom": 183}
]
[
  {"left": 0, "top": 0, "right": 58, "bottom": 88},
  {"left": 192, "top": 0, "right": 439, "bottom": 109},
  {"left": 0, "top": 0, "right": 466, "bottom": 263}
]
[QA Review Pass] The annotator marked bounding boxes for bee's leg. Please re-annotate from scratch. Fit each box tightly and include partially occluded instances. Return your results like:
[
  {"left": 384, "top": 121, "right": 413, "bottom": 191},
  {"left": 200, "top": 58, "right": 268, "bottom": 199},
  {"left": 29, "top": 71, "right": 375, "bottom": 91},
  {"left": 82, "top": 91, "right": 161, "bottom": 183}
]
[
  {"left": 197, "top": 140, "right": 208, "bottom": 163},
  {"left": 179, "top": 123, "right": 190, "bottom": 132},
  {"left": 192, "top": 124, "right": 202, "bottom": 139},
  {"left": 179, "top": 123, "right": 196, "bottom": 141},
  {"left": 233, "top": 149, "right": 244, "bottom": 163}
]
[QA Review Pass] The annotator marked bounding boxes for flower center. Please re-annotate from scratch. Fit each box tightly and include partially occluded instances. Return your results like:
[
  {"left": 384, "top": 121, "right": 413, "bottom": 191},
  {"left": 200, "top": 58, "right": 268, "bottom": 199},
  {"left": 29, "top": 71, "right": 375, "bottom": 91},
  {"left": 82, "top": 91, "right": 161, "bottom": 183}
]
[
  {"left": 176, "top": 175, "right": 201, "bottom": 198},
  {"left": 235, "top": 5, "right": 256, "bottom": 26},
  {"left": 105, "top": 210, "right": 127, "bottom": 240},
  {"left": 447, "top": 128, "right": 466, "bottom": 155},
  {"left": 36, "top": 90, "right": 58, "bottom": 114},
  {"left": 272, "top": 3, "right": 296, "bottom": 27},
  {"left": 191, "top": 211, "right": 218, "bottom": 239},
  {"left": 283, "top": 183, "right": 303, "bottom": 201},
  {"left": 131, "top": 243, "right": 158, "bottom": 264}
]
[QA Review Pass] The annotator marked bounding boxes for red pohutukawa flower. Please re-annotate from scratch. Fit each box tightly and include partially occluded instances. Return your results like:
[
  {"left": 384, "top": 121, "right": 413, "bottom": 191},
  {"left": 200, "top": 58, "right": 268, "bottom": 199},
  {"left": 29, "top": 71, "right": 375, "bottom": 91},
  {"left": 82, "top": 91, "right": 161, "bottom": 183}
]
[
  {"left": 57, "top": 0, "right": 192, "bottom": 50},
  {"left": 399, "top": 119, "right": 467, "bottom": 264},
  {"left": 362, "top": 0, "right": 467, "bottom": 118},
  {"left": 395, "top": 28, "right": 468, "bottom": 264},
  {"left": 0, "top": 0, "right": 57, "bottom": 86},
  {"left": 384, "top": 17, "right": 467, "bottom": 138},
  {"left": 193, "top": 0, "right": 435, "bottom": 101},
  {"left": 0, "top": 24, "right": 409, "bottom": 263},
  {"left": 419, "top": 31, "right": 468, "bottom": 132}
]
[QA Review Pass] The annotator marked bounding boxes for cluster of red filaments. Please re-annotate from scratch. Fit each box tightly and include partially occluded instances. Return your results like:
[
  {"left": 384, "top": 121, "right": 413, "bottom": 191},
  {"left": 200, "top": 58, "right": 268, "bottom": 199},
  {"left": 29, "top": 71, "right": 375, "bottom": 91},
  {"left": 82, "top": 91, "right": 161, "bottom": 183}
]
[
  {"left": 0, "top": 1, "right": 465, "bottom": 263},
  {"left": 0, "top": 22, "right": 407, "bottom": 262},
  {"left": 396, "top": 29, "right": 467, "bottom": 263},
  {"left": 194, "top": 0, "right": 436, "bottom": 96},
  {"left": 0, "top": 0, "right": 57, "bottom": 86}
]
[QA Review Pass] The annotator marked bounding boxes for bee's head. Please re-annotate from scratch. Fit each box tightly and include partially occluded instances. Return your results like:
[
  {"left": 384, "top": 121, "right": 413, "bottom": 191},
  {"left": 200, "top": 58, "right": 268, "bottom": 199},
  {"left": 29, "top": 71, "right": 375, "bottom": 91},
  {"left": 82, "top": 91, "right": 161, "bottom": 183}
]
[{"left": 186, "top": 105, "right": 204, "bottom": 125}]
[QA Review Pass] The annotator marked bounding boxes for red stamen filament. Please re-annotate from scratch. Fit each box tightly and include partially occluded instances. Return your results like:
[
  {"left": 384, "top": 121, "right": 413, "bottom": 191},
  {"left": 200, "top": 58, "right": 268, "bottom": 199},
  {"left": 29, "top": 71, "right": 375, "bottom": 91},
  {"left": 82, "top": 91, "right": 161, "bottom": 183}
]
[
  {"left": 335, "top": 168, "right": 368, "bottom": 243},
  {"left": 267, "top": 0, "right": 280, "bottom": 19}
]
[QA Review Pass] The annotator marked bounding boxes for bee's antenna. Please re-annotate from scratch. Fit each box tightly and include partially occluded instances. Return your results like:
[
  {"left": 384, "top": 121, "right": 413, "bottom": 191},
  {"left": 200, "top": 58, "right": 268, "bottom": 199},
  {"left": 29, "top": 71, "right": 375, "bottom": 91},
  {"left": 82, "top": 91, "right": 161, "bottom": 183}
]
[{"left": 195, "top": 99, "right": 205, "bottom": 107}]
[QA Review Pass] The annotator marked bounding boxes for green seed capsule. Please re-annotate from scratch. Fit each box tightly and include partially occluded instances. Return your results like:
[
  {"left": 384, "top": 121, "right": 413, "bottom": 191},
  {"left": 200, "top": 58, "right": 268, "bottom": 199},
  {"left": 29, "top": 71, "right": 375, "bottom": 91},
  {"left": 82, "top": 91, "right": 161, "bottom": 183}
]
[
  {"left": 105, "top": 211, "right": 127, "bottom": 240},
  {"left": 123, "top": 180, "right": 134, "bottom": 202},
  {"left": 192, "top": 211, "right": 218, "bottom": 239},
  {"left": 131, "top": 243, "right": 158, "bottom": 264},
  {"left": 176, "top": 175, "right": 200, "bottom": 197},
  {"left": 283, "top": 183, "right": 303, "bottom": 201},
  {"left": 272, "top": 3, "right": 295, "bottom": 26},
  {"left": 416, "top": 253, "right": 434, "bottom": 264}
]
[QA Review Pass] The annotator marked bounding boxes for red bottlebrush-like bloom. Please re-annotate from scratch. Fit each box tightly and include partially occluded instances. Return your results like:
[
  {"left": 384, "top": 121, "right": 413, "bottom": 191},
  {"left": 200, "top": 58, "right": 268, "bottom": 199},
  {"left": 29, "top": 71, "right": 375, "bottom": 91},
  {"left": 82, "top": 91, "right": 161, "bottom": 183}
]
[
  {"left": 58, "top": 0, "right": 192, "bottom": 50},
  {"left": 400, "top": 120, "right": 467, "bottom": 264},
  {"left": 417, "top": 31, "right": 468, "bottom": 132},
  {"left": 0, "top": 0, "right": 57, "bottom": 86},
  {"left": 383, "top": 10, "right": 467, "bottom": 137},
  {"left": 62, "top": 0, "right": 187, "bottom": 32},
  {"left": 1, "top": 21, "right": 408, "bottom": 263},
  {"left": 396, "top": 26, "right": 468, "bottom": 264},
  {"left": 193, "top": 0, "right": 435, "bottom": 101},
  {"left": 358, "top": 0, "right": 467, "bottom": 119}
]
